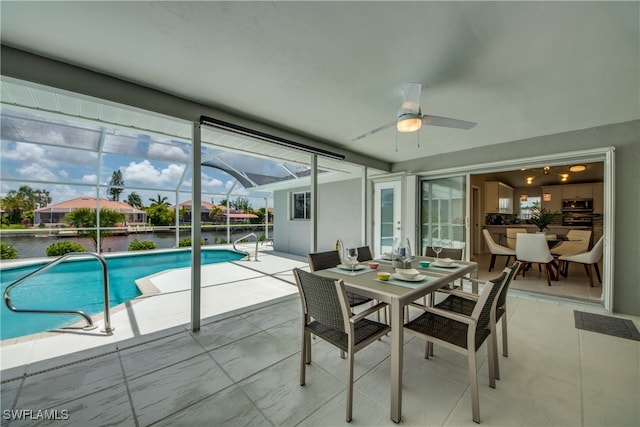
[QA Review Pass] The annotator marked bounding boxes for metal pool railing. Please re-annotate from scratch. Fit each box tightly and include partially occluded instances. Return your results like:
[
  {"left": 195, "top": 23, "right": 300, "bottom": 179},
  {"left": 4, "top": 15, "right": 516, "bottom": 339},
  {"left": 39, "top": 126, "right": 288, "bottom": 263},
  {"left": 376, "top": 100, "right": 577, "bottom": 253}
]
[
  {"left": 3, "top": 252, "right": 114, "bottom": 334},
  {"left": 233, "top": 233, "right": 259, "bottom": 261}
]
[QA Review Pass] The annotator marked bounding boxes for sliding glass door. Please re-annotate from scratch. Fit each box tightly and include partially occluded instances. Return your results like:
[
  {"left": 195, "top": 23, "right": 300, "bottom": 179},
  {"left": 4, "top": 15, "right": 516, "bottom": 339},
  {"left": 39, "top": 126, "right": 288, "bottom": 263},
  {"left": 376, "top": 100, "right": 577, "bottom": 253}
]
[
  {"left": 374, "top": 181, "right": 401, "bottom": 258},
  {"left": 420, "top": 176, "right": 467, "bottom": 258}
]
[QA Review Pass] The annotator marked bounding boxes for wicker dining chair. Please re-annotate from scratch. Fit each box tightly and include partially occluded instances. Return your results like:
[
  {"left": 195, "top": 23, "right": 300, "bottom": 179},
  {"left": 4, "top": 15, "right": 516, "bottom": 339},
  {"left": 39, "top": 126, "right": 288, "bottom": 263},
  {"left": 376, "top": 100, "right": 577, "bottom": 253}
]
[
  {"left": 356, "top": 245, "right": 374, "bottom": 262},
  {"left": 434, "top": 261, "right": 521, "bottom": 380},
  {"left": 404, "top": 270, "right": 509, "bottom": 423},
  {"left": 308, "top": 250, "right": 373, "bottom": 308},
  {"left": 293, "top": 268, "right": 390, "bottom": 422}
]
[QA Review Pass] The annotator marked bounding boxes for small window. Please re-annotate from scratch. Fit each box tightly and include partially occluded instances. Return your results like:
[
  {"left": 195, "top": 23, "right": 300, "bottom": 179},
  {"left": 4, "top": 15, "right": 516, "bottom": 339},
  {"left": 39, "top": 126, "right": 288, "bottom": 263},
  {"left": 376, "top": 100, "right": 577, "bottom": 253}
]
[
  {"left": 520, "top": 196, "right": 541, "bottom": 219},
  {"left": 292, "top": 191, "right": 311, "bottom": 220}
]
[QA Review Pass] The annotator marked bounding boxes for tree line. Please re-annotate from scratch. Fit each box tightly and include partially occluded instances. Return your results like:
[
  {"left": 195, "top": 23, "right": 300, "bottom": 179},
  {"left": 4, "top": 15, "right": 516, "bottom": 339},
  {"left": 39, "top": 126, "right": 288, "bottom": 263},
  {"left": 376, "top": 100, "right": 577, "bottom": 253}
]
[{"left": 1, "top": 171, "right": 270, "bottom": 227}]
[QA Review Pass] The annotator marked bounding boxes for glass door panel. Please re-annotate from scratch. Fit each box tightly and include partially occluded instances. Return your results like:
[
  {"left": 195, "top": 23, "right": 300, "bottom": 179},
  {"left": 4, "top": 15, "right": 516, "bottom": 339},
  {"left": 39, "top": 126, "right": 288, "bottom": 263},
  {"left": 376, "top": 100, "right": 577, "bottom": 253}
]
[
  {"left": 374, "top": 181, "right": 401, "bottom": 258},
  {"left": 420, "top": 176, "right": 467, "bottom": 258}
]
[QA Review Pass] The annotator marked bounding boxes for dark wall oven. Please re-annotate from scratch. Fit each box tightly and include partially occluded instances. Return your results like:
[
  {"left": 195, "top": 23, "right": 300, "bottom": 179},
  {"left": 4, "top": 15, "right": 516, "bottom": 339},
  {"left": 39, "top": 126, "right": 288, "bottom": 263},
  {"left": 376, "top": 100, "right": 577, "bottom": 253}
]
[
  {"left": 562, "top": 198, "right": 594, "bottom": 226},
  {"left": 562, "top": 199, "right": 593, "bottom": 212}
]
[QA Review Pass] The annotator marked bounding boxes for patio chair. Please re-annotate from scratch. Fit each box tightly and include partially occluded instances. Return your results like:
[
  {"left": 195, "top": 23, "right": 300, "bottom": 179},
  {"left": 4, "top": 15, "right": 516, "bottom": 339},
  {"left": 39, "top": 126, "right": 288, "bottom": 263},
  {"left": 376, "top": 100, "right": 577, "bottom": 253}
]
[
  {"left": 550, "top": 229, "right": 592, "bottom": 257},
  {"left": 293, "top": 268, "right": 390, "bottom": 422},
  {"left": 308, "top": 250, "right": 373, "bottom": 308},
  {"left": 559, "top": 235, "right": 604, "bottom": 286},
  {"left": 435, "top": 261, "right": 521, "bottom": 380},
  {"left": 483, "top": 229, "right": 516, "bottom": 271},
  {"left": 356, "top": 245, "right": 373, "bottom": 262},
  {"left": 514, "top": 233, "right": 556, "bottom": 286},
  {"left": 404, "top": 270, "right": 509, "bottom": 423}
]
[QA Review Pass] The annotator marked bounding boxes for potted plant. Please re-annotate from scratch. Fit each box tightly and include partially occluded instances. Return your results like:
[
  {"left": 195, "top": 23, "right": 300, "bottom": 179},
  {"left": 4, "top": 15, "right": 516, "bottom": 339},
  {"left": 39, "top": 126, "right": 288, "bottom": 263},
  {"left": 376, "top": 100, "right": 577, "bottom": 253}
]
[{"left": 528, "top": 201, "right": 559, "bottom": 232}]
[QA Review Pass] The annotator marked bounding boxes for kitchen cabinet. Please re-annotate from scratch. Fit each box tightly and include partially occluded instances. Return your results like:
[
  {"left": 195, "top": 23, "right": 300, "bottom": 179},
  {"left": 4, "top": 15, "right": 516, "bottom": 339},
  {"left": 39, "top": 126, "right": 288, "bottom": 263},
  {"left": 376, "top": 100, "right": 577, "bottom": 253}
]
[
  {"left": 485, "top": 181, "right": 514, "bottom": 214},
  {"left": 562, "top": 184, "right": 593, "bottom": 199},
  {"left": 592, "top": 182, "right": 604, "bottom": 213},
  {"left": 541, "top": 186, "right": 563, "bottom": 213}
]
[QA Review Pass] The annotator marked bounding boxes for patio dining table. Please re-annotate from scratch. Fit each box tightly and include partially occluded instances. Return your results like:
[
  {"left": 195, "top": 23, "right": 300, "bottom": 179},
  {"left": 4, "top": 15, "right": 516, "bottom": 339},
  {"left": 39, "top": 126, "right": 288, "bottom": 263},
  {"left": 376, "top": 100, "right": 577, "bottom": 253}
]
[{"left": 315, "top": 256, "right": 478, "bottom": 423}]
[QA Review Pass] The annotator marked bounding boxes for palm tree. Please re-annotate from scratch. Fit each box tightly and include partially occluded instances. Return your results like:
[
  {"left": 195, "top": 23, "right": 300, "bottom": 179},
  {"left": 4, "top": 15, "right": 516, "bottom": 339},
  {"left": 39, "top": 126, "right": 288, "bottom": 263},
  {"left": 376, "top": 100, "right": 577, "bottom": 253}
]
[
  {"left": 65, "top": 208, "right": 124, "bottom": 252},
  {"left": 126, "top": 192, "right": 144, "bottom": 209},
  {"left": 149, "top": 194, "right": 170, "bottom": 207}
]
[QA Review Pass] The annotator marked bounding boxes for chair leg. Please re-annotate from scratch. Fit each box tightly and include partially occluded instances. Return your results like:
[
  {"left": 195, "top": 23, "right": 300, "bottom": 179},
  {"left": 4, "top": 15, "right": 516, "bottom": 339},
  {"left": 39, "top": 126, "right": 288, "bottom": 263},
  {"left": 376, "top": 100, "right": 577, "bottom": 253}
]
[
  {"left": 487, "top": 333, "right": 496, "bottom": 388},
  {"left": 594, "top": 263, "right": 602, "bottom": 284},
  {"left": 504, "top": 255, "right": 511, "bottom": 267},
  {"left": 544, "top": 264, "right": 552, "bottom": 286},
  {"left": 300, "top": 330, "right": 309, "bottom": 386},
  {"left": 501, "top": 315, "right": 509, "bottom": 357},
  {"left": 467, "top": 352, "right": 481, "bottom": 423},
  {"left": 586, "top": 264, "right": 594, "bottom": 287},
  {"left": 346, "top": 349, "right": 354, "bottom": 422},
  {"left": 489, "top": 254, "right": 496, "bottom": 272}
]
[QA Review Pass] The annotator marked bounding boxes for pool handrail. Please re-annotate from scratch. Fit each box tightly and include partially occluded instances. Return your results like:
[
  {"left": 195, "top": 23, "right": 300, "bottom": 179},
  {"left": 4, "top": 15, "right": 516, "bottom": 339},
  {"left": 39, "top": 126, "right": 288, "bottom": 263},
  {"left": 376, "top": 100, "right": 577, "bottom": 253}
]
[
  {"left": 3, "top": 252, "right": 114, "bottom": 335},
  {"left": 233, "top": 233, "right": 259, "bottom": 261}
]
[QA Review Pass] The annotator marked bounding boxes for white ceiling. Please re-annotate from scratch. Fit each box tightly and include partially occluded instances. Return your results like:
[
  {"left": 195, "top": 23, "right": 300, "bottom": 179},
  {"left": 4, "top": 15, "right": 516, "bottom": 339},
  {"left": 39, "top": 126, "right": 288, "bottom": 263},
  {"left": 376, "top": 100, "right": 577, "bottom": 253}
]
[{"left": 1, "top": 1, "right": 638, "bottom": 164}]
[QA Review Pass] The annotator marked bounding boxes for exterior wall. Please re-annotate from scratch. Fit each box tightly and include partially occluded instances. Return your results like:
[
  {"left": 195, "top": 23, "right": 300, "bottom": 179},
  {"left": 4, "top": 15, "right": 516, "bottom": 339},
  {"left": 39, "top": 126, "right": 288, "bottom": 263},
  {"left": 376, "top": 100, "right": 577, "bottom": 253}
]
[
  {"left": 273, "top": 178, "right": 362, "bottom": 257},
  {"left": 394, "top": 120, "right": 640, "bottom": 315}
]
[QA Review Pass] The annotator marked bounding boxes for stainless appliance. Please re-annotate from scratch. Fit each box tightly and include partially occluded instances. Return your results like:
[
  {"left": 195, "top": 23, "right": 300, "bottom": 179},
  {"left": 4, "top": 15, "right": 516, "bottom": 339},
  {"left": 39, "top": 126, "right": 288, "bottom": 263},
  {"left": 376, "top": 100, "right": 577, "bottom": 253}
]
[
  {"left": 562, "top": 215, "right": 593, "bottom": 227},
  {"left": 562, "top": 199, "right": 593, "bottom": 212}
]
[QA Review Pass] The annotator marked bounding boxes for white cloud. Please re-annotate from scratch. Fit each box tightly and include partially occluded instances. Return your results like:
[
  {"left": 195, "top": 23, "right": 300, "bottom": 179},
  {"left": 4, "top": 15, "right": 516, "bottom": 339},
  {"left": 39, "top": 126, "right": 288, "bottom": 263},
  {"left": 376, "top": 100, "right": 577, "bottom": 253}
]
[
  {"left": 148, "top": 143, "right": 189, "bottom": 163},
  {"left": 81, "top": 174, "right": 98, "bottom": 184},
  {"left": 18, "top": 164, "right": 58, "bottom": 181},
  {"left": 202, "top": 172, "right": 223, "bottom": 188},
  {"left": 120, "top": 160, "right": 185, "bottom": 185}
]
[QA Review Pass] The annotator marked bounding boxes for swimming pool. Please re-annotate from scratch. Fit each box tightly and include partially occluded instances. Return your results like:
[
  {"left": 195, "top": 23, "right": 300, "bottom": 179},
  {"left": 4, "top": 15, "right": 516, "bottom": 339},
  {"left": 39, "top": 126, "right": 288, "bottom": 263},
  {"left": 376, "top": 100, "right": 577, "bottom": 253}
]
[{"left": 0, "top": 249, "right": 245, "bottom": 340}]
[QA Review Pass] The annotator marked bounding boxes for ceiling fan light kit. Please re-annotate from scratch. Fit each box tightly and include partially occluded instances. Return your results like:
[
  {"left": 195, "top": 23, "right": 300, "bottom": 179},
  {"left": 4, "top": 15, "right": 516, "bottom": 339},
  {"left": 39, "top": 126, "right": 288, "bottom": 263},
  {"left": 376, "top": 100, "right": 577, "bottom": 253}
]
[{"left": 350, "top": 82, "right": 477, "bottom": 142}]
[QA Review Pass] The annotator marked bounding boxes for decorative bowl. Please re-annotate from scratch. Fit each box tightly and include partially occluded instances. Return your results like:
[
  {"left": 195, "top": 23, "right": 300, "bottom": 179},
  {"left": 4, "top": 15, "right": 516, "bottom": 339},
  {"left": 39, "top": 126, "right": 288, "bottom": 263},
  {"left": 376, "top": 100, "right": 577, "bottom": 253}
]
[
  {"left": 368, "top": 262, "right": 379, "bottom": 269},
  {"left": 395, "top": 268, "right": 420, "bottom": 279},
  {"left": 377, "top": 271, "right": 391, "bottom": 281},
  {"left": 434, "top": 258, "right": 454, "bottom": 267}
]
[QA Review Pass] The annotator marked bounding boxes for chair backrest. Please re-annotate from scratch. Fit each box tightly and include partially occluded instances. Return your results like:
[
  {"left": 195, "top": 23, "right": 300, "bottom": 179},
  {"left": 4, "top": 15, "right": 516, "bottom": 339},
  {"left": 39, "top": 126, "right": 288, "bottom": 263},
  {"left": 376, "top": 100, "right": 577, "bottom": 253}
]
[
  {"left": 482, "top": 229, "right": 502, "bottom": 252},
  {"left": 506, "top": 228, "right": 527, "bottom": 250},
  {"left": 472, "top": 270, "right": 509, "bottom": 333},
  {"left": 583, "top": 235, "right": 604, "bottom": 263},
  {"left": 424, "top": 247, "right": 463, "bottom": 260},
  {"left": 356, "top": 246, "right": 373, "bottom": 262},
  {"left": 563, "top": 229, "right": 592, "bottom": 252},
  {"left": 293, "top": 268, "right": 348, "bottom": 332},
  {"left": 496, "top": 261, "right": 521, "bottom": 310},
  {"left": 515, "top": 233, "right": 553, "bottom": 263},
  {"left": 308, "top": 250, "right": 341, "bottom": 271}
]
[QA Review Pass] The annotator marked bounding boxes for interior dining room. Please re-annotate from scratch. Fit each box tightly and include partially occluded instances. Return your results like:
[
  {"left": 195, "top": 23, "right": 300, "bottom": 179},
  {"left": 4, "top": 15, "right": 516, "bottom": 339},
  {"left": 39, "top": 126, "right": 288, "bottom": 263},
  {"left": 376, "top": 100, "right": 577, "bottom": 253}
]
[{"left": 470, "top": 161, "right": 604, "bottom": 303}]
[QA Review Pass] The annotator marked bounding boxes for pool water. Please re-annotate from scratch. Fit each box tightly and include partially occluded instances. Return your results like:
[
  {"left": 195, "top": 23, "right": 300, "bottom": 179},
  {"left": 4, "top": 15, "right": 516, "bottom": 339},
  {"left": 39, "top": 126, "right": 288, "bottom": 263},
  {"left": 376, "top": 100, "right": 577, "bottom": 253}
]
[{"left": 0, "top": 249, "right": 245, "bottom": 340}]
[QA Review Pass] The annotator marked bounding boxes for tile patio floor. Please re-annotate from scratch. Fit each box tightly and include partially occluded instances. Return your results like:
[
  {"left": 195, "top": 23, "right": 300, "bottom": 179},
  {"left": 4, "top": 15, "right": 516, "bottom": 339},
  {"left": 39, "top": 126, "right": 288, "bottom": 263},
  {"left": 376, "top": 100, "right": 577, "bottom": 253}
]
[{"left": 1, "top": 247, "right": 638, "bottom": 426}]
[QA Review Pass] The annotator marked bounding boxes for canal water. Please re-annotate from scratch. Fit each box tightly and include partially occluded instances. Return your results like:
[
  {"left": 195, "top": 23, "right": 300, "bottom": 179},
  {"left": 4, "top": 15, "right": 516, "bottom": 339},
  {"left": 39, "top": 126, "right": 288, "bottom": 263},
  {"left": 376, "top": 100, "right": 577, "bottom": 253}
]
[{"left": 1, "top": 228, "right": 271, "bottom": 259}]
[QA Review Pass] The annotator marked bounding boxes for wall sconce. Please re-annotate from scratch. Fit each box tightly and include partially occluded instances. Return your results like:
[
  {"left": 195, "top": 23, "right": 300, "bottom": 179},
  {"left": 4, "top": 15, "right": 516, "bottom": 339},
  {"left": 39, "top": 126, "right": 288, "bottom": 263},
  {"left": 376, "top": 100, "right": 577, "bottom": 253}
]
[
  {"left": 543, "top": 192, "right": 552, "bottom": 202},
  {"left": 520, "top": 194, "right": 528, "bottom": 201},
  {"left": 526, "top": 176, "right": 535, "bottom": 185},
  {"left": 560, "top": 173, "right": 569, "bottom": 182}
]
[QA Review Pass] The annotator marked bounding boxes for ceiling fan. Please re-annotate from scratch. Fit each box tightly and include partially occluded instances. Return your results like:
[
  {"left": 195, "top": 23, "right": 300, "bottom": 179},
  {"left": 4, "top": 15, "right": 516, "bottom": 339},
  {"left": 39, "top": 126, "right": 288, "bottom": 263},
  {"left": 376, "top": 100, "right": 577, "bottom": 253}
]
[{"left": 351, "top": 83, "right": 477, "bottom": 142}]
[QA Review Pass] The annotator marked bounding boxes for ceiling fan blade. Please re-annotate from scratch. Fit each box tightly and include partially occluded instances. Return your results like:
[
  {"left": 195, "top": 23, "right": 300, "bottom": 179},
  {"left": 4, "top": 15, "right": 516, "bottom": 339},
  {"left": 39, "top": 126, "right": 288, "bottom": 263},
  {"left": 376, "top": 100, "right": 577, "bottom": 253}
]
[
  {"left": 422, "top": 114, "right": 476, "bottom": 129},
  {"left": 401, "top": 82, "right": 423, "bottom": 112},
  {"left": 350, "top": 120, "right": 396, "bottom": 142}
]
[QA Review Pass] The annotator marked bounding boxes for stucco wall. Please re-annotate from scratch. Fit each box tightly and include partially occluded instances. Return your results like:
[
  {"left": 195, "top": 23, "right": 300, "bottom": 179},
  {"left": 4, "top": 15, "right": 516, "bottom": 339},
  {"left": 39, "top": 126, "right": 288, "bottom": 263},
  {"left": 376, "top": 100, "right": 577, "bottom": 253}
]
[{"left": 273, "top": 178, "right": 363, "bottom": 257}]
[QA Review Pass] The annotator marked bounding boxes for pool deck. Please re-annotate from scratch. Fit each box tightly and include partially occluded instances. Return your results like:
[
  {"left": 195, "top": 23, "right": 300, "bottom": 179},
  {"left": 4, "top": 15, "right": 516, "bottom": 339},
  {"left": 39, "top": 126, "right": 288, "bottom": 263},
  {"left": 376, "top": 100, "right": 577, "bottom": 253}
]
[{"left": 0, "top": 245, "right": 305, "bottom": 371}]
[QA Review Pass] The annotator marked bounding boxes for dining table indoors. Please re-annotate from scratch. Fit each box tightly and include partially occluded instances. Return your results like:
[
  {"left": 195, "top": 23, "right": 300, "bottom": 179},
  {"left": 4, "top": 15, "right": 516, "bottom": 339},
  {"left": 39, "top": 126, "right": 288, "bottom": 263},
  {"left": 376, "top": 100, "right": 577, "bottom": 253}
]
[{"left": 314, "top": 254, "right": 478, "bottom": 423}]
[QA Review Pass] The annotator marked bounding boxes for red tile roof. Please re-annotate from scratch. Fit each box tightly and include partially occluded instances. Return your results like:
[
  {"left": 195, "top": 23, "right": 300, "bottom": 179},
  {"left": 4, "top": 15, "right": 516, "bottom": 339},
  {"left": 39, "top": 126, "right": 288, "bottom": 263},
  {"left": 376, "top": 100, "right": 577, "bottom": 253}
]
[{"left": 34, "top": 197, "right": 145, "bottom": 213}]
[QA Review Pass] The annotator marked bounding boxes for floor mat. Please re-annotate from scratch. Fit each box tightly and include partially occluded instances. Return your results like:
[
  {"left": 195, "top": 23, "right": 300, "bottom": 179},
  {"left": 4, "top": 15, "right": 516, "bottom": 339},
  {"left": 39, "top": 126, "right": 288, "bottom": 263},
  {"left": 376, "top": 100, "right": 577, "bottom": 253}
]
[{"left": 574, "top": 311, "right": 640, "bottom": 341}]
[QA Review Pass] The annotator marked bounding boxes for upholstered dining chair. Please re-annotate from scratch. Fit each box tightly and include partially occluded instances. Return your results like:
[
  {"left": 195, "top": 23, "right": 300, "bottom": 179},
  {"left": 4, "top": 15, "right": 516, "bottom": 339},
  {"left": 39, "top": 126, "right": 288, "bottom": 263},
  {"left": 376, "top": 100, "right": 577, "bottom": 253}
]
[
  {"left": 515, "top": 233, "right": 556, "bottom": 286},
  {"left": 435, "top": 261, "right": 521, "bottom": 380},
  {"left": 293, "top": 268, "right": 390, "bottom": 422},
  {"left": 505, "top": 228, "right": 527, "bottom": 250},
  {"left": 404, "top": 270, "right": 509, "bottom": 423},
  {"left": 550, "top": 229, "right": 592, "bottom": 257},
  {"left": 559, "top": 235, "right": 604, "bottom": 286},
  {"left": 483, "top": 229, "right": 516, "bottom": 271}
]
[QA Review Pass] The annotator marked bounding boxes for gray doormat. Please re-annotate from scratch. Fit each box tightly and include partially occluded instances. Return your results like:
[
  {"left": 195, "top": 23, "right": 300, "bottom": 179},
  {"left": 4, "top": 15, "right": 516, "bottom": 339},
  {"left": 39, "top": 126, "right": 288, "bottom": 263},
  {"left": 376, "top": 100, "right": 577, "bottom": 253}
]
[{"left": 574, "top": 311, "right": 640, "bottom": 341}]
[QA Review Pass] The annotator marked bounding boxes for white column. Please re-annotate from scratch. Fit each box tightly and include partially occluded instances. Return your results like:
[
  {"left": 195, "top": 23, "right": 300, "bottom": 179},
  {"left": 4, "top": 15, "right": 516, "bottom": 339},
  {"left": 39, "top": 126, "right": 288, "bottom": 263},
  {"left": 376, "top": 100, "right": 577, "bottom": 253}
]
[{"left": 191, "top": 122, "right": 202, "bottom": 332}]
